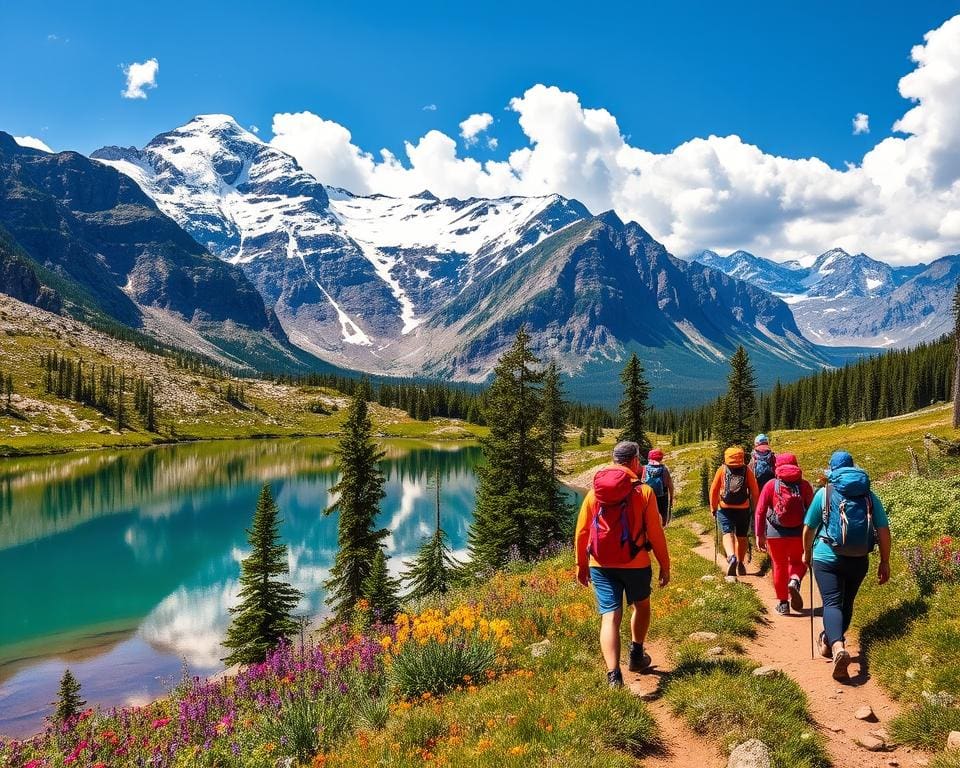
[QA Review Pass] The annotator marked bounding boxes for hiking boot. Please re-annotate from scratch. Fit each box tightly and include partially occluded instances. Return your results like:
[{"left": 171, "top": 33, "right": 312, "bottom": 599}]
[
  {"left": 817, "top": 632, "right": 833, "bottom": 659},
  {"left": 737, "top": 561, "right": 747, "bottom": 576},
  {"left": 832, "top": 649, "right": 852, "bottom": 681},
  {"left": 607, "top": 668, "right": 624, "bottom": 688},
  {"left": 775, "top": 601, "right": 789, "bottom": 616},
  {"left": 726, "top": 556, "right": 738, "bottom": 577},
  {"left": 628, "top": 642, "right": 652, "bottom": 672},
  {"left": 788, "top": 578, "right": 804, "bottom": 611}
]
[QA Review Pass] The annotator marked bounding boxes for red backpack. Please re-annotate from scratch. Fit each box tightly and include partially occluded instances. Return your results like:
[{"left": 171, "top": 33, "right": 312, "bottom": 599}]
[
  {"left": 769, "top": 474, "right": 806, "bottom": 527},
  {"left": 587, "top": 467, "right": 649, "bottom": 565}
]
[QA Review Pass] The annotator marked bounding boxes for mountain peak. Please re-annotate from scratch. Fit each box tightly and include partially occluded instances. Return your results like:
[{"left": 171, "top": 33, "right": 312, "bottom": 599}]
[
  {"left": 597, "top": 209, "right": 624, "bottom": 229},
  {"left": 412, "top": 189, "right": 438, "bottom": 201}
]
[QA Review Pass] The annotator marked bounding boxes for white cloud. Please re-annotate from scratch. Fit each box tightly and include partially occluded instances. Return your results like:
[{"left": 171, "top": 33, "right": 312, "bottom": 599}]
[
  {"left": 422, "top": 104, "right": 437, "bottom": 112},
  {"left": 852, "top": 113, "right": 870, "bottom": 134},
  {"left": 122, "top": 58, "right": 159, "bottom": 99},
  {"left": 269, "top": 14, "right": 960, "bottom": 265},
  {"left": 459, "top": 112, "right": 493, "bottom": 146},
  {"left": 14, "top": 135, "right": 53, "bottom": 152},
  {"left": 487, "top": 137, "right": 499, "bottom": 150},
  {"left": 249, "top": 124, "right": 260, "bottom": 134}
]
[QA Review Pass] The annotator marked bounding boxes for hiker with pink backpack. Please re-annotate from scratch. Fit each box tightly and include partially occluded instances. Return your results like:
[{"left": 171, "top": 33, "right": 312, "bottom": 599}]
[
  {"left": 575, "top": 441, "right": 671, "bottom": 688},
  {"left": 754, "top": 453, "right": 814, "bottom": 616}
]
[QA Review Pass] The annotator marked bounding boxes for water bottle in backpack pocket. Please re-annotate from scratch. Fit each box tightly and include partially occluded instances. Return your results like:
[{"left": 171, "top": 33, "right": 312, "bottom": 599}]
[{"left": 819, "top": 469, "right": 876, "bottom": 556}]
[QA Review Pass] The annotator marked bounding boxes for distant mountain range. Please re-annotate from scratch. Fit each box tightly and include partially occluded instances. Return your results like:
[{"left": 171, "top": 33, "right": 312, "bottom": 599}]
[
  {"left": 690, "top": 247, "right": 959, "bottom": 347},
  {"left": 86, "top": 115, "right": 836, "bottom": 403}
]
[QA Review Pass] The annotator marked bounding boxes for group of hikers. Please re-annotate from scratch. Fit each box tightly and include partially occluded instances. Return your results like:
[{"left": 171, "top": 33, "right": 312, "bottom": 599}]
[{"left": 574, "top": 437, "right": 891, "bottom": 688}]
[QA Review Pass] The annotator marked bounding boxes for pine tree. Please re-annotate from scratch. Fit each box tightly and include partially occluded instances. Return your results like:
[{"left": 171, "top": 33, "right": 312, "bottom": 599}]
[
  {"left": 714, "top": 346, "right": 757, "bottom": 462},
  {"left": 538, "top": 361, "right": 572, "bottom": 545},
  {"left": 468, "top": 326, "right": 552, "bottom": 569},
  {"left": 362, "top": 548, "right": 402, "bottom": 623},
  {"left": 325, "top": 386, "right": 389, "bottom": 619},
  {"left": 222, "top": 484, "right": 302, "bottom": 666},
  {"left": 52, "top": 669, "right": 85, "bottom": 723},
  {"left": 699, "top": 459, "right": 710, "bottom": 506},
  {"left": 953, "top": 281, "right": 960, "bottom": 429},
  {"left": 617, "top": 353, "right": 652, "bottom": 458},
  {"left": 403, "top": 470, "right": 457, "bottom": 599}
]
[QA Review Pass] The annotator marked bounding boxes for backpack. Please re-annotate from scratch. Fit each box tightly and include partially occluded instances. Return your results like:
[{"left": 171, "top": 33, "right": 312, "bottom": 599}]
[
  {"left": 751, "top": 450, "right": 776, "bottom": 485},
  {"left": 819, "top": 468, "right": 876, "bottom": 557},
  {"left": 769, "top": 479, "right": 806, "bottom": 528},
  {"left": 643, "top": 464, "right": 667, "bottom": 498},
  {"left": 721, "top": 466, "right": 749, "bottom": 506},
  {"left": 587, "top": 467, "right": 650, "bottom": 565}
]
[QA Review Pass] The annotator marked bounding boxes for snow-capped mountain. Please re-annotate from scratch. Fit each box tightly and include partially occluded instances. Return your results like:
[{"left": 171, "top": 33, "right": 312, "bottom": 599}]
[
  {"left": 91, "top": 115, "right": 831, "bottom": 402},
  {"left": 687, "top": 247, "right": 947, "bottom": 347}
]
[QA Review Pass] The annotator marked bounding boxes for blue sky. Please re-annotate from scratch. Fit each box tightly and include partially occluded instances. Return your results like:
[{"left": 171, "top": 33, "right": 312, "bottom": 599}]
[
  {"left": 3, "top": 1, "right": 960, "bottom": 265},
  {"left": 1, "top": 0, "right": 956, "bottom": 163}
]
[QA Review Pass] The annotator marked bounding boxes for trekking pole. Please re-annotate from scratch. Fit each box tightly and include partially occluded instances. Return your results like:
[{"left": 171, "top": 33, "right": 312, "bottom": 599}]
[
  {"left": 809, "top": 563, "right": 815, "bottom": 659},
  {"left": 714, "top": 514, "right": 719, "bottom": 568}
]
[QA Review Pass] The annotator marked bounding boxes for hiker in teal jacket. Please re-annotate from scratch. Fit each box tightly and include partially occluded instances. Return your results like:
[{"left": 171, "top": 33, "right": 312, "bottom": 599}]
[{"left": 802, "top": 450, "right": 891, "bottom": 681}]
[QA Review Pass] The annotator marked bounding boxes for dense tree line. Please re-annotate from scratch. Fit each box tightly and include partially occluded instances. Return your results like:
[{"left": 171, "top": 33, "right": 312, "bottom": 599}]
[{"left": 668, "top": 334, "right": 954, "bottom": 445}]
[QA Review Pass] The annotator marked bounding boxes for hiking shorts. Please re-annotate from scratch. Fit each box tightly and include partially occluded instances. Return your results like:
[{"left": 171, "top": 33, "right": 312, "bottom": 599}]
[
  {"left": 716, "top": 508, "right": 751, "bottom": 537},
  {"left": 589, "top": 566, "right": 652, "bottom": 614}
]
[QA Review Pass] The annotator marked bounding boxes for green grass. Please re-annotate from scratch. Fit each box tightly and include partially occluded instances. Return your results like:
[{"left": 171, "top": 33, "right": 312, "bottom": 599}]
[{"left": 663, "top": 657, "right": 828, "bottom": 768}]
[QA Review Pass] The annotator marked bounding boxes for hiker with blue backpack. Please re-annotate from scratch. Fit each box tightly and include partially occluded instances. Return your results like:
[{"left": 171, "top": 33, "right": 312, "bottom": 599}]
[
  {"left": 802, "top": 451, "right": 892, "bottom": 681},
  {"left": 749, "top": 434, "right": 777, "bottom": 490},
  {"left": 575, "top": 441, "right": 671, "bottom": 688},
  {"left": 754, "top": 453, "right": 814, "bottom": 615},
  {"left": 641, "top": 448, "right": 674, "bottom": 527}
]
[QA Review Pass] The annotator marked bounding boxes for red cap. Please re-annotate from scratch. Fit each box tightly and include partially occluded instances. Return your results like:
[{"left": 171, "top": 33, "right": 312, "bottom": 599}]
[{"left": 648, "top": 449, "right": 664, "bottom": 461}]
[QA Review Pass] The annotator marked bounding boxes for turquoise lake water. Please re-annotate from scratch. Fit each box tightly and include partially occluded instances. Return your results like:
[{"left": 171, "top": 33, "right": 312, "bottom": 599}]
[{"left": 0, "top": 438, "right": 493, "bottom": 737}]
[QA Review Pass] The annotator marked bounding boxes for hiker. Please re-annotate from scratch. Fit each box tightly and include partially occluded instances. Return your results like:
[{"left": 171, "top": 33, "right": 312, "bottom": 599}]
[
  {"left": 802, "top": 451, "right": 891, "bottom": 681},
  {"left": 641, "top": 448, "right": 674, "bottom": 527},
  {"left": 710, "top": 446, "right": 760, "bottom": 577},
  {"left": 749, "top": 434, "right": 777, "bottom": 490},
  {"left": 755, "top": 453, "right": 813, "bottom": 615},
  {"left": 575, "top": 441, "right": 671, "bottom": 688}
]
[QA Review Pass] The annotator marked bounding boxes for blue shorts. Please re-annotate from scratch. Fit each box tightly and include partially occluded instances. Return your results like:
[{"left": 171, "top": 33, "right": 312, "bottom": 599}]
[
  {"left": 590, "top": 567, "right": 653, "bottom": 614},
  {"left": 716, "top": 508, "right": 751, "bottom": 537}
]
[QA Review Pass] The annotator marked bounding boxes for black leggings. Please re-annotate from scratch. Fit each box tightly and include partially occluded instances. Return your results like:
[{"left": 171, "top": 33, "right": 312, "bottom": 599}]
[{"left": 813, "top": 556, "right": 870, "bottom": 646}]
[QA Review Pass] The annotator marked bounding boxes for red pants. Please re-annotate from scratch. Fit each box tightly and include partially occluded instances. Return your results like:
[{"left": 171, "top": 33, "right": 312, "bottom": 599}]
[{"left": 766, "top": 537, "right": 807, "bottom": 601}]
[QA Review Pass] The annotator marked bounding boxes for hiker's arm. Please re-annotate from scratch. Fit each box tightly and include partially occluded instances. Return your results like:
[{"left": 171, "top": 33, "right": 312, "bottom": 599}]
[
  {"left": 754, "top": 484, "right": 771, "bottom": 551},
  {"left": 876, "top": 527, "right": 891, "bottom": 584},
  {"left": 802, "top": 525, "right": 816, "bottom": 564},
  {"left": 645, "top": 493, "right": 671, "bottom": 587},
  {"left": 709, "top": 469, "right": 721, "bottom": 513},
  {"left": 747, "top": 470, "right": 761, "bottom": 513},
  {"left": 574, "top": 493, "right": 592, "bottom": 585}
]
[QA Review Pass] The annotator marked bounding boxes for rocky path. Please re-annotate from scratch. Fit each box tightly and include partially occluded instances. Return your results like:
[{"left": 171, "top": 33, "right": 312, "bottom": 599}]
[{"left": 688, "top": 530, "right": 917, "bottom": 768}]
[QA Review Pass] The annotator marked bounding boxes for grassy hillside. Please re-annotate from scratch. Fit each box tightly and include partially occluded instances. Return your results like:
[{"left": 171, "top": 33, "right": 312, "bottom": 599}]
[{"left": 0, "top": 296, "right": 484, "bottom": 457}]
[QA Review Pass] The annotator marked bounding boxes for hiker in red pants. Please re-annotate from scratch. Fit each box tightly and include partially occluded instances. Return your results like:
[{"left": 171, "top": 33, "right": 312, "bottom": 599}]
[{"left": 755, "top": 453, "right": 813, "bottom": 615}]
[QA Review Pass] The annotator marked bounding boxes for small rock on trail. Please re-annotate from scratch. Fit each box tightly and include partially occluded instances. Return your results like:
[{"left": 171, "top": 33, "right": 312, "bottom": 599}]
[
  {"left": 856, "top": 704, "right": 878, "bottom": 722},
  {"left": 727, "top": 739, "right": 772, "bottom": 768},
  {"left": 856, "top": 734, "right": 887, "bottom": 752}
]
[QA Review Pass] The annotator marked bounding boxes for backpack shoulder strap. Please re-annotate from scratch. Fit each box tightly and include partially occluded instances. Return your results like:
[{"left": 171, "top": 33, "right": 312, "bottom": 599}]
[{"left": 822, "top": 484, "right": 832, "bottom": 529}]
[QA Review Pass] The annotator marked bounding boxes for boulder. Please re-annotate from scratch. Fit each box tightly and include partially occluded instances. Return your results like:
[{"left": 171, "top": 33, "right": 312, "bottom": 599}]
[
  {"left": 727, "top": 739, "right": 772, "bottom": 768},
  {"left": 752, "top": 666, "right": 778, "bottom": 678},
  {"left": 947, "top": 731, "right": 960, "bottom": 751},
  {"left": 856, "top": 735, "right": 886, "bottom": 752},
  {"left": 528, "top": 639, "right": 551, "bottom": 658}
]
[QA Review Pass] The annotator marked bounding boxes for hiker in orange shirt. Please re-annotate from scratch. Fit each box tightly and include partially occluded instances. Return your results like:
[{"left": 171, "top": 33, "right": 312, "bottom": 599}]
[
  {"left": 575, "top": 441, "right": 671, "bottom": 688},
  {"left": 710, "top": 446, "right": 761, "bottom": 578}
]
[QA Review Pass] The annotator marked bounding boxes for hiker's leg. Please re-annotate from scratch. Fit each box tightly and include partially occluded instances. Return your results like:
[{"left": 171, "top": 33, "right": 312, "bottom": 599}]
[
  {"left": 600, "top": 608, "right": 623, "bottom": 671},
  {"left": 717, "top": 511, "right": 738, "bottom": 558},
  {"left": 766, "top": 537, "right": 790, "bottom": 601},
  {"left": 722, "top": 532, "right": 737, "bottom": 558},
  {"left": 814, "top": 561, "right": 845, "bottom": 647},
  {"left": 785, "top": 537, "right": 807, "bottom": 582},
  {"left": 630, "top": 598, "right": 651, "bottom": 645},
  {"left": 839, "top": 556, "right": 870, "bottom": 638},
  {"left": 736, "top": 535, "right": 749, "bottom": 563}
]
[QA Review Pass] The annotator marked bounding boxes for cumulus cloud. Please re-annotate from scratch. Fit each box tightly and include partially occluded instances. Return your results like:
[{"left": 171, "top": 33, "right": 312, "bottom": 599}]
[
  {"left": 14, "top": 135, "right": 53, "bottom": 152},
  {"left": 270, "top": 14, "right": 960, "bottom": 265},
  {"left": 122, "top": 58, "right": 159, "bottom": 99},
  {"left": 853, "top": 113, "right": 870, "bottom": 134},
  {"left": 459, "top": 112, "right": 493, "bottom": 146}
]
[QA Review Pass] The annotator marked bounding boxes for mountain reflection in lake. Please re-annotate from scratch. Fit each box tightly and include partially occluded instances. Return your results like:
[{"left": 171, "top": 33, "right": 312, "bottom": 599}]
[{"left": 0, "top": 439, "right": 489, "bottom": 737}]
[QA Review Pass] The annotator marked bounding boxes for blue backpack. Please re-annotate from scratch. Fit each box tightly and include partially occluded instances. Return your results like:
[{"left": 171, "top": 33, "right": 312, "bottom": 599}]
[
  {"left": 751, "top": 450, "right": 776, "bottom": 485},
  {"left": 643, "top": 464, "right": 667, "bottom": 498},
  {"left": 819, "top": 467, "right": 876, "bottom": 557}
]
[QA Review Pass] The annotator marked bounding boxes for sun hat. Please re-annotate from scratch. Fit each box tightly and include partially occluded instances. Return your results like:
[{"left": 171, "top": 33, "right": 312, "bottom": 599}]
[{"left": 613, "top": 441, "right": 639, "bottom": 464}]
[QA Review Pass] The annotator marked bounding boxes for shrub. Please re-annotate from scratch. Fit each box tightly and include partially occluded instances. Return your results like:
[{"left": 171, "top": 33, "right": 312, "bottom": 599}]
[
  {"left": 880, "top": 476, "right": 960, "bottom": 544},
  {"left": 904, "top": 536, "right": 960, "bottom": 595},
  {"left": 383, "top": 605, "right": 512, "bottom": 699}
]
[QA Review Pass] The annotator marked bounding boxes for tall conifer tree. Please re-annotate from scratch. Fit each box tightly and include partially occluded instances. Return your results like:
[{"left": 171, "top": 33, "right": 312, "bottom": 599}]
[
  {"left": 404, "top": 469, "right": 457, "bottom": 599},
  {"left": 468, "top": 327, "right": 552, "bottom": 569},
  {"left": 539, "top": 361, "right": 572, "bottom": 544},
  {"left": 714, "top": 346, "right": 757, "bottom": 463},
  {"left": 325, "top": 385, "right": 389, "bottom": 619},
  {"left": 223, "top": 484, "right": 302, "bottom": 665},
  {"left": 362, "top": 548, "right": 402, "bottom": 623},
  {"left": 52, "top": 669, "right": 85, "bottom": 723},
  {"left": 617, "top": 353, "right": 652, "bottom": 458}
]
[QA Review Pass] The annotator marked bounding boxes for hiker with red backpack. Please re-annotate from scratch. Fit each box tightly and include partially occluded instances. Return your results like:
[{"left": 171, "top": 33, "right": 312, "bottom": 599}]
[
  {"left": 641, "top": 448, "right": 674, "bottom": 527},
  {"left": 575, "top": 441, "right": 671, "bottom": 688},
  {"left": 710, "top": 446, "right": 761, "bottom": 577},
  {"left": 754, "top": 453, "right": 813, "bottom": 616},
  {"left": 802, "top": 451, "right": 892, "bottom": 681}
]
